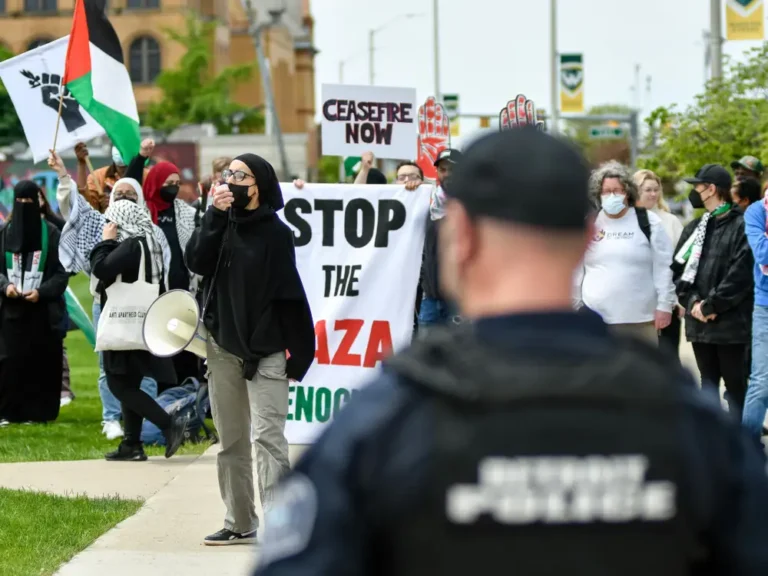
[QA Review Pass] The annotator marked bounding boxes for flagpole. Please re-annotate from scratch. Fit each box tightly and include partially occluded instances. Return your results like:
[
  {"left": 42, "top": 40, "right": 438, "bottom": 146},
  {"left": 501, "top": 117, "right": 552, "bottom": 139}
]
[{"left": 51, "top": 87, "right": 65, "bottom": 152}]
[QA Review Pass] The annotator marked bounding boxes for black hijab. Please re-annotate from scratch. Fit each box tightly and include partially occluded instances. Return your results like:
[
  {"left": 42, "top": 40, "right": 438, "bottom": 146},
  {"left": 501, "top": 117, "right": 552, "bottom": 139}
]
[
  {"left": 234, "top": 153, "right": 285, "bottom": 211},
  {"left": 6, "top": 180, "right": 42, "bottom": 254}
]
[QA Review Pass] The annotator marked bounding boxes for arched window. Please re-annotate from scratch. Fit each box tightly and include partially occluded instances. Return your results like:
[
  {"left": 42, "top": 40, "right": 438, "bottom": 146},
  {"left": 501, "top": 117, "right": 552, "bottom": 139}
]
[
  {"left": 27, "top": 37, "right": 54, "bottom": 51},
  {"left": 126, "top": 0, "right": 159, "bottom": 8},
  {"left": 24, "top": 0, "right": 57, "bottom": 12},
  {"left": 128, "top": 36, "right": 161, "bottom": 84}
]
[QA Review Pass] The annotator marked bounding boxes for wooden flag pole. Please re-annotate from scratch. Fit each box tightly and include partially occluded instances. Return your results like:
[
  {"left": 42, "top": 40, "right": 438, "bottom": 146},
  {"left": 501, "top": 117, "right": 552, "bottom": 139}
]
[{"left": 51, "top": 88, "right": 65, "bottom": 152}]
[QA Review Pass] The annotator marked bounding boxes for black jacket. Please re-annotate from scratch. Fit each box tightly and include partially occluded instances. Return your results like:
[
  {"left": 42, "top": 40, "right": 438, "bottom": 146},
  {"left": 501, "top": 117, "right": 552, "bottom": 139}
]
[
  {"left": 254, "top": 312, "right": 768, "bottom": 576},
  {"left": 185, "top": 205, "right": 315, "bottom": 381},
  {"left": 672, "top": 208, "right": 754, "bottom": 345},
  {"left": 420, "top": 218, "right": 442, "bottom": 300},
  {"left": 91, "top": 236, "right": 176, "bottom": 382}
]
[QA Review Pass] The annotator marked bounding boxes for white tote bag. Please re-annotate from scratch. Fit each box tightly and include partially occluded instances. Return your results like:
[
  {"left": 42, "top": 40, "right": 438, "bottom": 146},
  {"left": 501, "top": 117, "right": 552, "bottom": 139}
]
[{"left": 95, "top": 240, "right": 160, "bottom": 352}]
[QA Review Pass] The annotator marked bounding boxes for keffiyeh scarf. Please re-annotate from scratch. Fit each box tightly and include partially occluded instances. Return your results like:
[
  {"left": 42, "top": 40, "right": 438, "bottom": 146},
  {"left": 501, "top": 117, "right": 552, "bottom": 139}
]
[
  {"left": 674, "top": 203, "right": 731, "bottom": 284},
  {"left": 105, "top": 200, "right": 164, "bottom": 285},
  {"left": 174, "top": 199, "right": 196, "bottom": 252}
]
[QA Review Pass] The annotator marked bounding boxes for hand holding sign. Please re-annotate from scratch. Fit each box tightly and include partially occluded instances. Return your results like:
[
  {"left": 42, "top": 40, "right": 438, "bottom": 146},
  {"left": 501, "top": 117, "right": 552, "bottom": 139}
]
[
  {"left": 417, "top": 97, "right": 450, "bottom": 181},
  {"left": 500, "top": 94, "right": 544, "bottom": 132}
]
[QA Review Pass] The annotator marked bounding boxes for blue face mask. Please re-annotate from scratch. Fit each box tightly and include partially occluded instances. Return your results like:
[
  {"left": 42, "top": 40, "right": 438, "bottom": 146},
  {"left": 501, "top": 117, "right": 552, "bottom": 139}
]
[
  {"left": 602, "top": 194, "right": 626, "bottom": 215},
  {"left": 112, "top": 147, "right": 126, "bottom": 167}
]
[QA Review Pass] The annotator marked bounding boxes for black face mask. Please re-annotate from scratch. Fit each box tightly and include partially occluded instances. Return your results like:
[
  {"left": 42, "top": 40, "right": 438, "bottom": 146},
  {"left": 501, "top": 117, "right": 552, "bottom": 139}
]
[
  {"left": 159, "top": 185, "right": 179, "bottom": 203},
  {"left": 229, "top": 183, "right": 252, "bottom": 209},
  {"left": 688, "top": 189, "right": 706, "bottom": 210}
]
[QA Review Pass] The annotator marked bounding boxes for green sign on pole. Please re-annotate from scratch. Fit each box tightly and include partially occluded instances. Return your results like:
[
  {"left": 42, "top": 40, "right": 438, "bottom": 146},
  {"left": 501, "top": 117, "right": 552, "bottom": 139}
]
[{"left": 589, "top": 126, "right": 625, "bottom": 139}]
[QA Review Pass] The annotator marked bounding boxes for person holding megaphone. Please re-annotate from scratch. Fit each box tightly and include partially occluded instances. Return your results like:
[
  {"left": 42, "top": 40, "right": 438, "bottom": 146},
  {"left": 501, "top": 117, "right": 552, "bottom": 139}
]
[{"left": 185, "top": 154, "right": 315, "bottom": 546}]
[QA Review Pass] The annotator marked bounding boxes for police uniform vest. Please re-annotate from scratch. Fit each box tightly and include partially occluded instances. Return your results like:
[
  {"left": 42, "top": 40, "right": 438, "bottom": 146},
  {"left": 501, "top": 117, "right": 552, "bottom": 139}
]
[{"left": 379, "top": 324, "right": 710, "bottom": 576}]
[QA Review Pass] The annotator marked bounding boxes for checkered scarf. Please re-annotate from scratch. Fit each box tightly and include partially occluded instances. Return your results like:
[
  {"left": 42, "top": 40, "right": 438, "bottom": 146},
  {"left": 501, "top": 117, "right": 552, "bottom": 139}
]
[{"left": 105, "top": 200, "right": 163, "bottom": 285}]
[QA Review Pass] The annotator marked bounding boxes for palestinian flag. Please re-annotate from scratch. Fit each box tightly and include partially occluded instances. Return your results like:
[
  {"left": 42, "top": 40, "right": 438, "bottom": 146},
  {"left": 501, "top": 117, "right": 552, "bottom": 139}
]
[{"left": 63, "top": 0, "right": 140, "bottom": 163}]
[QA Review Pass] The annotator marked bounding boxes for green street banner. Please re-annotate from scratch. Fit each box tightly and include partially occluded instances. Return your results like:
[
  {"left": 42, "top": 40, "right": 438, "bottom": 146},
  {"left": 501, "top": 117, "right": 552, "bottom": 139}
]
[{"left": 560, "top": 53, "right": 584, "bottom": 113}]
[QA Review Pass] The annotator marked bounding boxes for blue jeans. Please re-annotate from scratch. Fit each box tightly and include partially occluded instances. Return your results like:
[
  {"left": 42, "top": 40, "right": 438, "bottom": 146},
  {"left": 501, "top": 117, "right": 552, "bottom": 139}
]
[
  {"left": 743, "top": 305, "right": 768, "bottom": 438},
  {"left": 92, "top": 299, "right": 157, "bottom": 422}
]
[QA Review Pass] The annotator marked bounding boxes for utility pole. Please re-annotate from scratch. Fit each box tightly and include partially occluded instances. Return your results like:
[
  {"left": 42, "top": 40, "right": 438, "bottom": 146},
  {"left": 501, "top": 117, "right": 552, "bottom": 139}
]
[
  {"left": 433, "top": 0, "right": 440, "bottom": 98},
  {"left": 549, "top": 0, "right": 559, "bottom": 134},
  {"left": 244, "top": 1, "right": 292, "bottom": 181},
  {"left": 710, "top": 0, "right": 723, "bottom": 79},
  {"left": 368, "top": 29, "right": 374, "bottom": 85}
]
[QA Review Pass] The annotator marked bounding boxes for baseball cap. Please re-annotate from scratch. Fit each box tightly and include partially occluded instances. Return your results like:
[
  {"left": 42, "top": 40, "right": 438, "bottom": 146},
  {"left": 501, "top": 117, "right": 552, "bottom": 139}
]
[
  {"left": 683, "top": 164, "right": 732, "bottom": 189},
  {"left": 443, "top": 127, "right": 591, "bottom": 230},
  {"left": 730, "top": 155, "right": 764, "bottom": 175},
  {"left": 434, "top": 148, "right": 462, "bottom": 167}
]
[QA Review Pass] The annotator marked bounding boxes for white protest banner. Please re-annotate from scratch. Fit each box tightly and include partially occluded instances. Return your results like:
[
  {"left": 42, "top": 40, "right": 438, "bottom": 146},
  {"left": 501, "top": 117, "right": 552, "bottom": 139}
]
[
  {"left": 0, "top": 36, "right": 106, "bottom": 163},
  {"left": 278, "top": 183, "right": 430, "bottom": 444},
  {"left": 321, "top": 83, "right": 417, "bottom": 160}
]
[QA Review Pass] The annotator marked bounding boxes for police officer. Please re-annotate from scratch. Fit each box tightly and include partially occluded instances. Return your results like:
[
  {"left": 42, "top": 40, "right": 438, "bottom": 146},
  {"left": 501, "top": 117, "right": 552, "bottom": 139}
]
[{"left": 254, "top": 128, "right": 768, "bottom": 575}]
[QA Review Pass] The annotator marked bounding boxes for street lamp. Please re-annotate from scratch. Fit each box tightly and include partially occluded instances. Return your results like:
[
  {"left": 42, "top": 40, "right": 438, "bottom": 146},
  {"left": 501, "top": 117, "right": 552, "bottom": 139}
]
[
  {"left": 369, "top": 12, "right": 424, "bottom": 85},
  {"left": 243, "top": 3, "right": 292, "bottom": 181}
]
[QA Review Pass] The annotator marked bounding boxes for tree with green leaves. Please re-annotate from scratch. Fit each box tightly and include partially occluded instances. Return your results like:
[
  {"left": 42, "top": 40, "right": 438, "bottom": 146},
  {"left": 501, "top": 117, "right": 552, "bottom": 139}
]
[
  {"left": 640, "top": 43, "right": 768, "bottom": 181},
  {"left": 144, "top": 16, "right": 264, "bottom": 135},
  {"left": 563, "top": 104, "right": 634, "bottom": 166},
  {"left": 0, "top": 46, "right": 25, "bottom": 146}
]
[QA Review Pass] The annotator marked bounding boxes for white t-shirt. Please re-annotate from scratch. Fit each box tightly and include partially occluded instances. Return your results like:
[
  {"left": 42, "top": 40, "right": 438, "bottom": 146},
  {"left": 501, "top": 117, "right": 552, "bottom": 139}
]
[{"left": 574, "top": 208, "right": 676, "bottom": 325}]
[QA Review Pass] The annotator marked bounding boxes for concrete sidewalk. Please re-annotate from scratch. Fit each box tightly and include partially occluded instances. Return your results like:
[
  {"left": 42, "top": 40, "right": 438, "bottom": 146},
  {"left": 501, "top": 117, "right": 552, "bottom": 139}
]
[
  {"left": 54, "top": 445, "right": 306, "bottom": 576},
  {"left": 0, "top": 455, "right": 200, "bottom": 500}
]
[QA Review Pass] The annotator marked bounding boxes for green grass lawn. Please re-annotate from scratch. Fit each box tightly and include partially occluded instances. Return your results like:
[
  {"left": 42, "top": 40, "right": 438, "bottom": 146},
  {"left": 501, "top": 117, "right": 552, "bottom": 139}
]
[
  {"left": 0, "top": 273, "right": 212, "bottom": 463},
  {"left": 0, "top": 488, "right": 142, "bottom": 576}
]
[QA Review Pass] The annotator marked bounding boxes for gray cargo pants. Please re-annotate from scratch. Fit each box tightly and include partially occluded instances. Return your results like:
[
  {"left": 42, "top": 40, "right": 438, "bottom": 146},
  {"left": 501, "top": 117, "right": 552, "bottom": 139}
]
[{"left": 206, "top": 337, "right": 291, "bottom": 534}]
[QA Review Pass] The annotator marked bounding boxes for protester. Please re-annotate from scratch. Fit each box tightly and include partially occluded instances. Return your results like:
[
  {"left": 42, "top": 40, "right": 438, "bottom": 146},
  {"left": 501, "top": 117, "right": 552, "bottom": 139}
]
[
  {"left": 126, "top": 149, "right": 198, "bottom": 389},
  {"left": 80, "top": 144, "right": 149, "bottom": 213},
  {"left": 52, "top": 150, "right": 163, "bottom": 439},
  {"left": 419, "top": 148, "right": 462, "bottom": 332},
  {"left": 396, "top": 161, "right": 426, "bottom": 333},
  {"left": 354, "top": 151, "right": 388, "bottom": 184},
  {"left": 573, "top": 161, "right": 675, "bottom": 344},
  {"left": 0, "top": 181, "right": 69, "bottom": 425},
  {"left": 732, "top": 177, "right": 762, "bottom": 211},
  {"left": 254, "top": 128, "right": 768, "bottom": 576},
  {"left": 633, "top": 169, "right": 684, "bottom": 356},
  {"left": 90, "top": 199, "right": 187, "bottom": 461},
  {"left": 673, "top": 164, "right": 754, "bottom": 418},
  {"left": 185, "top": 153, "right": 315, "bottom": 546},
  {"left": 742, "top": 192, "right": 768, "bottom": 439},
  {"left": 731, "top": 155, "right": 764, "bottom": 182}
]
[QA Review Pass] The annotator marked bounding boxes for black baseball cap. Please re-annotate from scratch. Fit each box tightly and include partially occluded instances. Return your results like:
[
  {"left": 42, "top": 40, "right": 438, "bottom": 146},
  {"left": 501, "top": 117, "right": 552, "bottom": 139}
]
[
  {"left": 443, "top": 127, "right": 590, "bottom": 230},
  {"left": 683, "top": 164, "right": 732, "bottom": 189},
  {"left": 434, "top": 148, "right": 462, "bottom": 167}
]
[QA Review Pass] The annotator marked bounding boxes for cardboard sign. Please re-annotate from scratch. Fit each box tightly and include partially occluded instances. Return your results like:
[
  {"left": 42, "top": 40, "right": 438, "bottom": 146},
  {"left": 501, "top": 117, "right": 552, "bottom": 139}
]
[
  {"left": 416, "top": 96, "right": 450, "bottom": 181},
  {"left": 321, "top": 84, "right": 417, "bottom": 160},
  {"left": 500, "top": 94, "right": 544, "bottom": 132}
]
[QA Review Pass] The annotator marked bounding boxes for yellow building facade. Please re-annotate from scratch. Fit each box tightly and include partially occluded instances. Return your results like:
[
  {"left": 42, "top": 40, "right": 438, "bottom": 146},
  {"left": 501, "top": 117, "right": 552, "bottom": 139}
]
[{"left": 0, "top": 0, "right": 317, "bottom": 134}]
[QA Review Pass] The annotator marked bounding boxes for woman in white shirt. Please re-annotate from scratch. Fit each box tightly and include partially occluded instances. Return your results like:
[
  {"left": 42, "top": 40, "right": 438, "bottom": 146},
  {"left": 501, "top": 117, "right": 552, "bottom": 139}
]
[
  {"left": 634, "top": 169, "right": 685, "bottom": 357},
  {"left": 574, "top": 161, "right": 676, "bottom": 345}
]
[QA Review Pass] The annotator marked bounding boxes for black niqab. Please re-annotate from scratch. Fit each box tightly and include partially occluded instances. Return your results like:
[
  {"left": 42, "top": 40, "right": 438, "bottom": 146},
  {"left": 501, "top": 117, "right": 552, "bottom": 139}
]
[
  {"left": 6, "top": 180, "right": 42, "bottom": 254},
  {"left": 234, "top": 153, "right": 285, "bottom": 211}
]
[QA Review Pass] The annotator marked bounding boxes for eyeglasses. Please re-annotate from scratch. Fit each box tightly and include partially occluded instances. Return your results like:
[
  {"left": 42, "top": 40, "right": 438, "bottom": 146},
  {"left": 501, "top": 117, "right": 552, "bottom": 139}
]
[
  {"left": 222, "top": 169, "right": 255, "bottom": 183},
  {"left": 600, "top": 189, "right": 626, "bottom": 196},
  {"left": 396, "top": 173, "right": 423, "bottom": 183}
]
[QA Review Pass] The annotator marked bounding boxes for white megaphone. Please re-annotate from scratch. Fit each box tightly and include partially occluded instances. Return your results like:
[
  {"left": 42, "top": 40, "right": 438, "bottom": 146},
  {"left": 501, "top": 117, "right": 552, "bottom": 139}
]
[{"left": 142, "top": 289, "right": 208, "bottom": 358}]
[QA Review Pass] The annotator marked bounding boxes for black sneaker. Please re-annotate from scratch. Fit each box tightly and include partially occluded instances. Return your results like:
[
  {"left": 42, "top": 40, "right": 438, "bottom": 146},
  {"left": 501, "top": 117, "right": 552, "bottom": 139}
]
[
  {"left": 164, "top": 410, "right": 190, "bottom": 459},
  {"left": 203, "top": 528, "right": 257, "bottom": 546},
  {"left": 106, "top": 442, "right": 148, "bottom": 462}
]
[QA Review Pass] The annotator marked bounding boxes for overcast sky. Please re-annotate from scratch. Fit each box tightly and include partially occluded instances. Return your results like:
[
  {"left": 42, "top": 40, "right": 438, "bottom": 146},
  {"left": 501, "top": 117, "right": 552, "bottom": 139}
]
[{"left": 309, "top": 0, "right": 766, "bottom": 142}]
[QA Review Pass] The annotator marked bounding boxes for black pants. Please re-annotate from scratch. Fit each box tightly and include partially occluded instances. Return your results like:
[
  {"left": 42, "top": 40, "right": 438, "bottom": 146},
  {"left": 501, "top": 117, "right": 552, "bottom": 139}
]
[
  {"left": 692, "top": 343, "right": 748, "bottom": 419},
  {"left": 659, "top": 313, "right": 681, "bottom": 360},
  {"left": 107, "top": 372, "right": 172, "bottom": 445}
]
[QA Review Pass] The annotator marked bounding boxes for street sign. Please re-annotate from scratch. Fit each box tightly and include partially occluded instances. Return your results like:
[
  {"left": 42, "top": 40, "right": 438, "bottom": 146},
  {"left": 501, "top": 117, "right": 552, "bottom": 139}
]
[
  {"left": 443, "top": 93, "right": 460, "bottom": 137},
  {"left": 589, "top": 125, "right": 626, "bottom": 139}
]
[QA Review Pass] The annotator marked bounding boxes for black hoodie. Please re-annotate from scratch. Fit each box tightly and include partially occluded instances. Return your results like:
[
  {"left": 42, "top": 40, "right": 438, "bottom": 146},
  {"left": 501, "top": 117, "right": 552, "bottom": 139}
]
[{"left": 185, "top": 160, "right": 315, "bottom": 381}]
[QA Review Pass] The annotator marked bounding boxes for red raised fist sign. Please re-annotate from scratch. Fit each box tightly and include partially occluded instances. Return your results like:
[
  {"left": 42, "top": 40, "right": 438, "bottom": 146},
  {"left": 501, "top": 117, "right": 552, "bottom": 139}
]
[
  {"left": 417, "top": 96, "right": 450, "bottom": 181},
  {"left": 500, "top": 94, "right": 544, "bottom": 132}
]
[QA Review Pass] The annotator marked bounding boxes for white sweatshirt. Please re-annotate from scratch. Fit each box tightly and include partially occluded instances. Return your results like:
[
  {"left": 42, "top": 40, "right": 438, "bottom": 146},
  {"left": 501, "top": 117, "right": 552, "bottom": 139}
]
[{"left": 573, "top": 208, "right": 676, "bottom": 324}]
